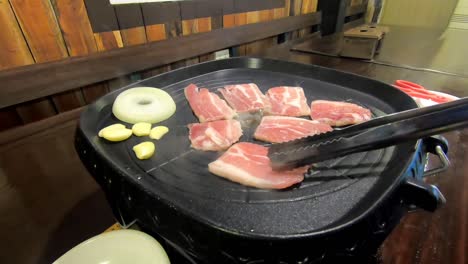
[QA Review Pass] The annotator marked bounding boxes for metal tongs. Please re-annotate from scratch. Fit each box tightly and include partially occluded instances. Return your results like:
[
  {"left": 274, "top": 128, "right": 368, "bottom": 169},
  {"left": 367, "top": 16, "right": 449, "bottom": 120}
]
[{"left": 268, "top": 97, "right": 468, "bottom": 170}]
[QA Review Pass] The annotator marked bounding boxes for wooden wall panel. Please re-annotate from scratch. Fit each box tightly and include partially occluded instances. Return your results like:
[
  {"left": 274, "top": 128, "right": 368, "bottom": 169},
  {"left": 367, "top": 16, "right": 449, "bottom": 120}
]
[
  {"left": 93, "top": 31, "right": 124, "bottom": 51},
  {"left": 223, "top": 2, "right": 237, "bottom": 56},
  {"left": 0, "top": 1, "right": 32, "bottom": 131},
  {"left": 285, "top": 0, "right": 292, "bottom": 15},
  {"left": 181, "top": 2, "right": 214, "bottom": 66},
  {"left": 182, "top": 17, "right": 212, "bottom": 36},
  {"left": 10, "top": 0, "right": 83, "bottom": 114},
  {"left": 15, "top": 100, "right": 57, "bottom": 124},
  {"left": 290, "top": 0, "right": 303, "bottom": 39},
  {"left": 181, "top": 15, "right": 205, "bottom": 65},
  {"left": 181, "top": 0, "right": 213, "bottom": 36},
  {"left": 146, "top": 2, "right": 186, "bottom": 71},
  {"left": 84, "top": 0, "right": 123, "bottom": 51},
  {"left": 80, "top": 82, "right": 109, "bottom": 104},
  {"left": 165, "top": 4, "right": 186, "bottom": 70},
  {"left": 246, "top": 10, "right": 270, "bottom": 55},
  {"left": 0, "top": 13, "right": 322, "bottom": 109},
  {"left": 246, "top": 10, "right": 261, "bottom": 24},
  {"left": 107, "top": 76, "right": 133, "bottom": 92},
  {"left": 145, "top": 23, "right": 166, "bottom": 42},
  {"left": 0, "top": 107, "right": 23, "bottom": 131},
  {"left": 273, "top": 1, "right": 287, "bottom": 19},
  {"left": 141, "top": 2, "right": 177, "bottom": 42},
  {"left": 84, "top": 0, "right": 136, "bottom": 94},
  {"left": 140, "top": 64, "right": 171, "bottom": 79},
  {"left": 299, "top": 0, "right": 318, "bottom": 37},
  {"left": 140, "top": 2, "right": 173, "bottom": 78},
  {"left": 301, "top": 0, "right": 316, "bottom": 13},
  {"left": 51, "top": 91, "right": 84, "bottom": 112},
  {"left": 51, "top": 0, "right": 109, "bottom": 104},
  {"left": 0, "top": 1, "right": 34, "bottom": 69},
  {"left": 181, "top": 0, "right": 225, "bottom": 65},
  {"left": 115, "top": 27, "right": 146, "bottom": 46},
  {"left": 244, "top": 2, "right": 288, "bottom": 56},
  {"left": 8, "top": 0, "right": 57, "bottom": 123},
  {"left": 199, "top": 12, "right": 223, "bottom": 62},
  {"left": 52, "top": 0, "right": 96, "bottom": 56},
  {"left": 114, "top": 4, "right": 147, "bottom": 46},
  {"left": 223, "top": 14, "right": 235, "bottom": 28},
  {"left": 282, "top": 0, "right": 293, "bottom": 41},
  {"left": 234, "top": 12, "right": 248, "bottom": 56},
  {"left": 10, "top": 0, "right": 68, "bottom": 61}
]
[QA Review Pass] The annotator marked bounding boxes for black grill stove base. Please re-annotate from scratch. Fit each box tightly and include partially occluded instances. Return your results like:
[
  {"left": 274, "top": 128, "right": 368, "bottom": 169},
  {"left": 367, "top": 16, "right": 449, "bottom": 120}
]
[{"left": 138, "top": 225, "right": 385, "bottom": 264}]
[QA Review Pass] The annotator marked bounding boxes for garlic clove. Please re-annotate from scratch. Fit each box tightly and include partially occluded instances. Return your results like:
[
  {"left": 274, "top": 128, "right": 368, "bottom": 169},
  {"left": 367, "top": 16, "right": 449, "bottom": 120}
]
[
  {"left": 133, "top": 142, "right": 156, "bottom": 160},
  {"left": 149, "top": 126, "right": 169, "bottom": 140},
  {"left": 132, "top": 122, "right": 152, "bottom": 137},
  {"left": 98, "top": 124, "right": 126, "bottom": 137},
  {"left": 102, "top": 128, "right": 133, "bottom": 142}
]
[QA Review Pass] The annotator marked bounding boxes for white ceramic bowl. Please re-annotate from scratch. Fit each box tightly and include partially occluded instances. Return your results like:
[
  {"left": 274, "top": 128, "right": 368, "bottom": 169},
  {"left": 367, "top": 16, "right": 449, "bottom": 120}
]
[{"left": 53, "top": 230, "right": 170, "bottom": 264}]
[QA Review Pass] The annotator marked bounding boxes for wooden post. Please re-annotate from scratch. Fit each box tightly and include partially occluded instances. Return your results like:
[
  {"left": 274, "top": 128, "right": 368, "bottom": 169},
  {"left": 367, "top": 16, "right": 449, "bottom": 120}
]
[{"left": 318, "top": 0, "right": 347, "bottom": 35}]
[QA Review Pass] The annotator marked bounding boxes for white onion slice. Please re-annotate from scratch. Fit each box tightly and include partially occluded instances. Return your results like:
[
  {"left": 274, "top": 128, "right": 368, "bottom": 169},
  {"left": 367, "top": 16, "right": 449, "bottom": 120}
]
[{"left": 112, "top": 87, "right": 176, "bottom": 124}]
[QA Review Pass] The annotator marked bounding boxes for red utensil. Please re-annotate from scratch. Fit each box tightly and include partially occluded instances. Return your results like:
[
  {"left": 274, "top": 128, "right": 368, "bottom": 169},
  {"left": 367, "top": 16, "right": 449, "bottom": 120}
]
[
  {"left": 396, "top": 87, "right": 448, "bottom": 103},
  {"left": 393, "top": 80, "right": 450, "bottom": 103}
]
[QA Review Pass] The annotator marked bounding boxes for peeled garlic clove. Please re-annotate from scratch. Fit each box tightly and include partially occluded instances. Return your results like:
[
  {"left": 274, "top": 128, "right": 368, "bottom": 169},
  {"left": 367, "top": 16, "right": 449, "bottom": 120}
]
[
  {"left": 150, "top": 126, "right": 169, "bottom": 140},
  {"left": 133, "top": 141, "right": 155, "bottom": 160},
  {"left": 132, "top": 122, "right": 152, "bottom": 136},
  {"left": 98, "top": 124, "right": 126, "bottom": 137},
  {"left": 102, "top": 128, "right": 132, "bottom": 142}
]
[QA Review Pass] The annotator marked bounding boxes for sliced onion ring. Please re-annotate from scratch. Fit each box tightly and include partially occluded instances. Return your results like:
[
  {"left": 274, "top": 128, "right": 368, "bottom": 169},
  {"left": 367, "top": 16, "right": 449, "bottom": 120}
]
[{"left": 112, "top": 87, "right": 176, "bottom": 124}]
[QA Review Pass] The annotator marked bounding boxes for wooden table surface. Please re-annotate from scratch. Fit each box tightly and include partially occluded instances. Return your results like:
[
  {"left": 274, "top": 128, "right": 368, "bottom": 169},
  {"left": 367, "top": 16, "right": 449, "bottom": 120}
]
[
  {"left": 259, "top": 34, "right": 468, "bottom": 264},
  {"left": 375, "top": 26, "right": 468, "bottom": 77},
  {"left": 292, "top": 26, "right": 468, "bottom": 78}
]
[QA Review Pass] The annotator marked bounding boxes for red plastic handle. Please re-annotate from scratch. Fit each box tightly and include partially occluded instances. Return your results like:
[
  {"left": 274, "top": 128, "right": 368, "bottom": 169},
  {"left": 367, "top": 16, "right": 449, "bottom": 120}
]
[
  {"left": 394, "top": 80, "right": 450, "bottom": 103},
  {"left": 397, "top": 88, "right": 450, "bottom": 103},
  {"left": 395, "top": 80, "right": 426, "bottom": 91}
]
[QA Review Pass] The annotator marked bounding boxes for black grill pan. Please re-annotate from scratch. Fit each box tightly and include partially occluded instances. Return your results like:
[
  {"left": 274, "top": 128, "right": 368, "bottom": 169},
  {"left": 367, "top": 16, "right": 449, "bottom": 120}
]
[{"left": 76, "top": 58, "right": 447, "bottom": 262}]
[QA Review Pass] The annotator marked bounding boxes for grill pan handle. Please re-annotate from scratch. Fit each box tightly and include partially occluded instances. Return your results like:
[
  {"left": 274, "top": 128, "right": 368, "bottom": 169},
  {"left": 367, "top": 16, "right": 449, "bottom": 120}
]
[
  {"left": 400, "top": 178, "right": 446, "bottom": 212},
  {"left": 423, "top": 136, "right": 450, "bottom": 177},
  {"left": 400, "top": 136, "right": 449, "bottom": 212}
]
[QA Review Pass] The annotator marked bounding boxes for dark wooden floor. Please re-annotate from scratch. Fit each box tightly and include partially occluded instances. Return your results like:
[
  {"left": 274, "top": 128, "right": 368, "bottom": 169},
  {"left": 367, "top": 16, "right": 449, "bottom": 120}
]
[
  {"left": 0, "top": 27, "right": 467, "bottom": 264},
  {"left": 0, "top": 119, "right": 115, "bottom": 264}
]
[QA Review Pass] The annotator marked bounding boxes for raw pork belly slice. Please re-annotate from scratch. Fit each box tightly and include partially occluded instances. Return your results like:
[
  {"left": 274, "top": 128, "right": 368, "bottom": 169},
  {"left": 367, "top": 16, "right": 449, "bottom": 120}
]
[
  {"left": 208, "top": 142, "right": 308, "bottom": 189},
  {"left": 310, "top": 100, "right": 372, "bottom": 126},
  {"left": 188, "top": 119, "right": 242, "bottom": 151},
  {"left": 218, "top": 83, "right": 270, "bottom": 112},
  {"left": 185, "top": 83, "right": 236, "bottom": 122},
  {"left": 254, "top": 116, "right": 333, "bottom": 143},
  {"left": 265, "top": 86, "right": 310, "bottom": 117}
]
